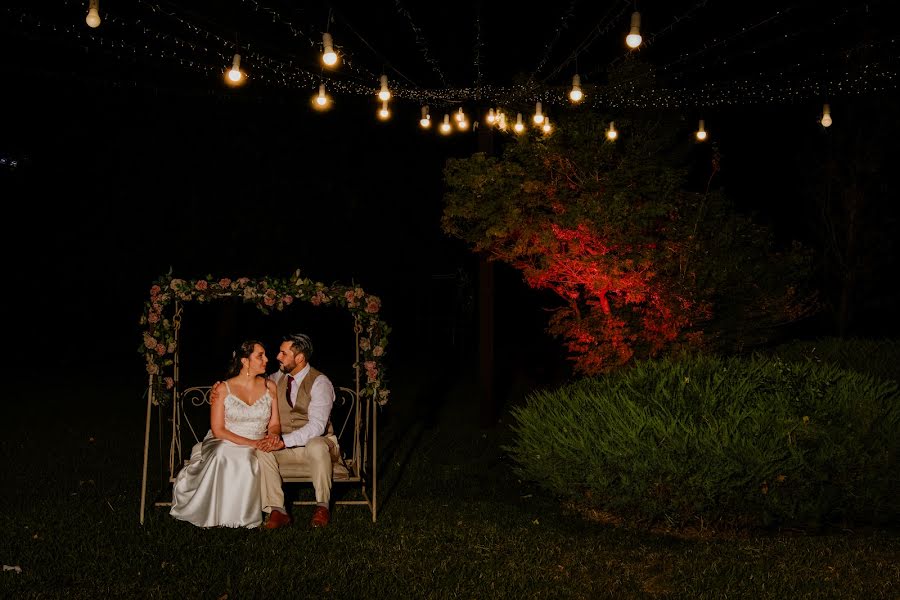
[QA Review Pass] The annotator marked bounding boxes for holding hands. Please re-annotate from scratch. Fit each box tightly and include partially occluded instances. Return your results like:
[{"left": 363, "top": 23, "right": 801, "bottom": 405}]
[{"left": 257, "top": 433, "right": 285, "bottom": 452}]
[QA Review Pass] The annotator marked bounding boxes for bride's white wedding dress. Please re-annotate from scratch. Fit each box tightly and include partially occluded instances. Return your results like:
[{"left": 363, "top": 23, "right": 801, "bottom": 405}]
[{"left": 170, "top": 382, "right": 272, "bottom": 528}]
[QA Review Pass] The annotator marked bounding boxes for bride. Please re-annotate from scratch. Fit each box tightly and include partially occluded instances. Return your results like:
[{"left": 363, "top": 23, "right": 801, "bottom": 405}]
[{"left": 170, "top": 339, "right": 280, "bottom": 528}]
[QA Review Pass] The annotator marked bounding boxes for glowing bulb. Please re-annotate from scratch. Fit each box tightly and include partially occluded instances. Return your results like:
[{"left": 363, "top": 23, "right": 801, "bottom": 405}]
[
  {"left": 313, "top": 84, "right": 331, "bottom": 110},
  {"left": 378, "top": 99, "right": 390, "bottom": 120},
  {"left": 696, "top": 119, "right": 707, "bottom": 141},
  {"left": 542, "top": 117, "right": 552, "bottom": 134},
  {"left": 85, "top": 0, "right": 101, "bottom": 28},
  {"left": 440, "top": 114, "right": 452, "bottom": 134},
  {"left": 378, "top": 75, "right": 391, "bottom": 101},
  {"left": 458, "top": 119, "right": 469, "bottom": 130},
  {"left": 533, "top": 101, "right": 544, "bottom": 125},
  {"left": 322, "top": 33, "right": 339, "bottom": 67},
  {"left": 420, "top": 105, "right": 431, "bottom": 128},
  {"left": 821, "top": 103, "right": 832, "bottom": 127},
  {"left": 626, "top": 12, "right": 642, "bottom": 49},
  {"left": 569, "top": 74, "right": 583, "bottom": 102},
  {"left": 455, "top": 107, "right": 465, "bottom": 122},
  {"left": 498, "top": 113, "right": 507, "bottom": 131},
  {"left": 514, "top": 113, "right": 524, "bottom": 133},
  {"left": 486, "top": 108, "right": 496, "bottom": 124},
  {"left": 607, "top": 121, "right": 618, "bottom": 140},
  {"left": 225, "top": 53, "right": 244, "bottom": 85}
]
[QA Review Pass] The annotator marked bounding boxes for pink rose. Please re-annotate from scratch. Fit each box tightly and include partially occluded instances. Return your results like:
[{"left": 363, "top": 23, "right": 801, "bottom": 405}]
[
  {"left": 148, "top": 312, "right": 159, "bottom": 323},
  {"left": 365, "top": 296, "right": 381, "bottom": 314},
  {"left": 282, "top": 295, "right": 294, "bottom": 305},
  {"left": 195, "top": 280, "right": 208, "bottom": 291},
  {"left": 264, "top": 296, "right": 275, "bottom": 306},
  {"left": 359, "top": 338, "right": 371, "bottom": 351},
  {"left": 146, "top": 363, "right": 159, "bottom": 375},
  {"left": 144, "top": 336, "right": 157, "bottom": 350},
  {"left": 155, "top": 343, "right": 166, "bottom": 356},
  {"left": 354, "top": 288, "right": 365, "bottom": 298},
  {"left": 373, "top": 346, "right": 384, "bottom": 357},
  {"left": 219, "top": 278, "right": 232, "bottom": 288},
  {"left": 150, "top": 285, "right": 161, "bottom": 297},
  {"left": 237, "top": 277, "right": 250, "bottom": 285}
]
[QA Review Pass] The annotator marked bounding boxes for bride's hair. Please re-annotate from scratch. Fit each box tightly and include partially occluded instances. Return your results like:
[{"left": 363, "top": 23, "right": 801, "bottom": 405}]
[{"left": 226, "top": 339, "right": 264, "bottom": 378}]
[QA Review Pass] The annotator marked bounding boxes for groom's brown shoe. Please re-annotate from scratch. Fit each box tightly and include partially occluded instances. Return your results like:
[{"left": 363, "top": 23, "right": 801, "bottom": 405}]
[
  {"left": 264, "top": 510, "right": 291, "bottom": 530},
  {"left": 310, "top": 506, "right": 330, "bottom": 528}
]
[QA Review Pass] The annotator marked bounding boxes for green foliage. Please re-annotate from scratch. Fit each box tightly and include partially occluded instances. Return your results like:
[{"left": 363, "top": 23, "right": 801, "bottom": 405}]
[
  {"left": 771, "top": 337, "right": 900, "bottom": 383},
  {"left": 442, "top": 112, "right": 817, "bottom": 373},
  {"left": 507, "top": 354, "right": 900, "bottom": 528}
]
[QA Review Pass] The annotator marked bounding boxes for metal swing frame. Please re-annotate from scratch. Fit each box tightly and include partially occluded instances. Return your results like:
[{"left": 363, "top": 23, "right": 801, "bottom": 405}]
[{"left": 139, "top": 300, "right": 378, "bottom": 524}]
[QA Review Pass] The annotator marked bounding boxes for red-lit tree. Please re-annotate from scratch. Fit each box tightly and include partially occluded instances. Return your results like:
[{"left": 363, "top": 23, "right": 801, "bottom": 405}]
[{"left": 442, "top": 114, "right": 816, "bottom": 374}]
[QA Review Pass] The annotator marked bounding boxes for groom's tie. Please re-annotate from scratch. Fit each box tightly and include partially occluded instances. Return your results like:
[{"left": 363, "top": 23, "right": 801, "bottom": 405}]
[{"left": 285, "top": 375, "right": 294, "bottom": 408}]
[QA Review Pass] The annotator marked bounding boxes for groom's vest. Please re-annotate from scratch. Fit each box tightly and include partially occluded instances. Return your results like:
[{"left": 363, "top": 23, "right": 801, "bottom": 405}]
[{"left": 277, "top": 367, "right": 334, "bottom": 437}]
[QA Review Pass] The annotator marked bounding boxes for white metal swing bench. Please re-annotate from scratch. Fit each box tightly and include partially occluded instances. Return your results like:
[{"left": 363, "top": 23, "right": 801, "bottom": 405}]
[{"left": 139, "top": 300, "right": 379, "bottom": 524}]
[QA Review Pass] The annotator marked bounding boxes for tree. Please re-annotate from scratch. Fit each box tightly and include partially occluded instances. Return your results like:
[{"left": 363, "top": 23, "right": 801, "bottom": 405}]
[{"left": 442, "top": 113, "right": 817, "bottom": 374}]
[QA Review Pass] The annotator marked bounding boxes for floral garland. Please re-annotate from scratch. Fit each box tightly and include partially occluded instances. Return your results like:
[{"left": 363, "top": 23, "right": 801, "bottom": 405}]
[{"left": 139, "top": 270, "right": 390, "bottom": 406}]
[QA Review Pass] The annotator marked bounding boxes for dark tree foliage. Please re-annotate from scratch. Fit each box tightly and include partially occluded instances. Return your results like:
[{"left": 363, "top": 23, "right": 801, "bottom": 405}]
[{"left": 442, "top": 112, "right": 817, "bottom": 373}]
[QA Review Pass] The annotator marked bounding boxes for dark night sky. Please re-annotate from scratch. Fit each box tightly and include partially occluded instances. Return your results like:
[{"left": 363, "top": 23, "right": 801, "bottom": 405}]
[{"left": 1, "top": 1, "right": 897, "bottom": 382}]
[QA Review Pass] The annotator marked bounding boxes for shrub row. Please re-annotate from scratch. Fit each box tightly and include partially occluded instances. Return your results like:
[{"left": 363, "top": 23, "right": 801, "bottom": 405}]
[{"left": 507, "top": 352, "right": 899, "bottom": 528}]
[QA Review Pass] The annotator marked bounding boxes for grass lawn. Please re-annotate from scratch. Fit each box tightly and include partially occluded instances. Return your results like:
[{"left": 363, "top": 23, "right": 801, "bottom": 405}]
[{"left": 1, "top": 369, "right": 897, "bottom": 599}]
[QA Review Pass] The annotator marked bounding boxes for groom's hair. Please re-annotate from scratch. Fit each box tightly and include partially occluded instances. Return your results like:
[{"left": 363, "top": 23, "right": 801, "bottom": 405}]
[{"left": 284, "top": 333, "right": 313, "bottom": 361}]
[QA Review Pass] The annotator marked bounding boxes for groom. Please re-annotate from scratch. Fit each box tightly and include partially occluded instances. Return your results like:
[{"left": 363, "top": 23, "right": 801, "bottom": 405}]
[{"left": 212, "top": 332, "right": 338, "bottom": 528}]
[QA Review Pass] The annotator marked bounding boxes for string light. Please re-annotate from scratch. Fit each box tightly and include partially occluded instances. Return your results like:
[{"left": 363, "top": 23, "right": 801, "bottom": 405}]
[
  {"left": 378, "top": 75, "right": 391, "bottom": 101},
  {"left": 85, "top": 0, "right": 101, "bottom": 28},
  {"left": 225, "top": 53, "right": 244, "bottom": 85},
  {"left": 378, "top": 99, "right": 391, "bottom": 120},
  {"left": 313, "top": 84, "right": 331, "bottom": 109},
  {"left": 420, "top": 105, "right": 431, "bottom": 128},
  {"left": 542, "top": 116, "right": 552, "bottom": 134},
  {"left": 696, "top": 119, "right": 708, "bottom": 140},
  {"left": 626, "top": 11, "right": 642, "bottom": 49},
  {"left": 569, "top": 74, "right": 583, "bottom": 102},
  {"left": 455, "top": 107, "right": 468, "bottom": 130},
  {"left": 820, "top": 103, "right": 832, "bottom": 127},
  {"left": 486, "top": 108, "right": 496, "bottom": 125},
  {"left": 321, "top": 32, "right": 338, "bottom": 67},
  {"left": 514, "top": 113, "right": 525, "bottom": 133},
  {"left": 498, "top": 112, "right": 508, "bottom": 131},
  {"left": 533, "top": 101, "right": 545, "bottom": 125},
  {"left": 607, "top": 121, "right": 618, "bottom": 140},
  {"left": 440, "top": 114, "right": 452, "bottom": 134}
]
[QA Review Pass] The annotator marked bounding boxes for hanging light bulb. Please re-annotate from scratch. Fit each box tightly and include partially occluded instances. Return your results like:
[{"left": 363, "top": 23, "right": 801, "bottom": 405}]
[
  {"left": 420, "top": 106, "right": 431, "bottom": 128},
  {"left": 514, "top": 113, "right": 525, "bottom": 134},
  {"left": 533, "top": 102, "right": 544, "bottom": 125},
  {"left": 455, "top": 108, "right": 468, "bottom": 130},
  {"left": 378, "top": 99, "right": 390, "bottom": 120},
  {"left": 696, "top": 119, "right": 707, "bottom": 141},
  {"left": 440, "top": 114, "right": 452, "bottom": 134},
  {"left": 626, "top": 12, "right": 642, "bottom": 49},
  {"left": 322, "top": 32, "right": 339, "bottom": 67},
  {"left": 569, "top": 74, "right": 583, "bottom": 103},
  {"left": 542, "top": 116, "right": 552, "bottom": 134},
  {"left": 607, "top": 121, "right": 618, "bottom": 140},
  {"left": 378, "top": 75, "right": 391, "bottom": 101},
  {"left": 486, "top": 108, "right": 496, "bottom": 125},
  {"left": 313, "top": 84, "right": 331, "bottom": 110},
  {"left": 85, "top": 0, "right": 101, "bottom": 28},
  {"left": 821, "top": 103, "right": 833, "bottom": 127},
  {"left": 225, "top": 53, "right": 244, "bottom": 85}
]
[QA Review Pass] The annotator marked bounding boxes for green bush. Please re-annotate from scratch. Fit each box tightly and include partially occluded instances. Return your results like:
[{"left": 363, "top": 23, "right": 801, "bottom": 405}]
[
  {"left": 770, "top": 337, "right": 900, "bottom": 383},
  {"left": 507, "top": 354, "right": 900, "bottom": 528}
]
